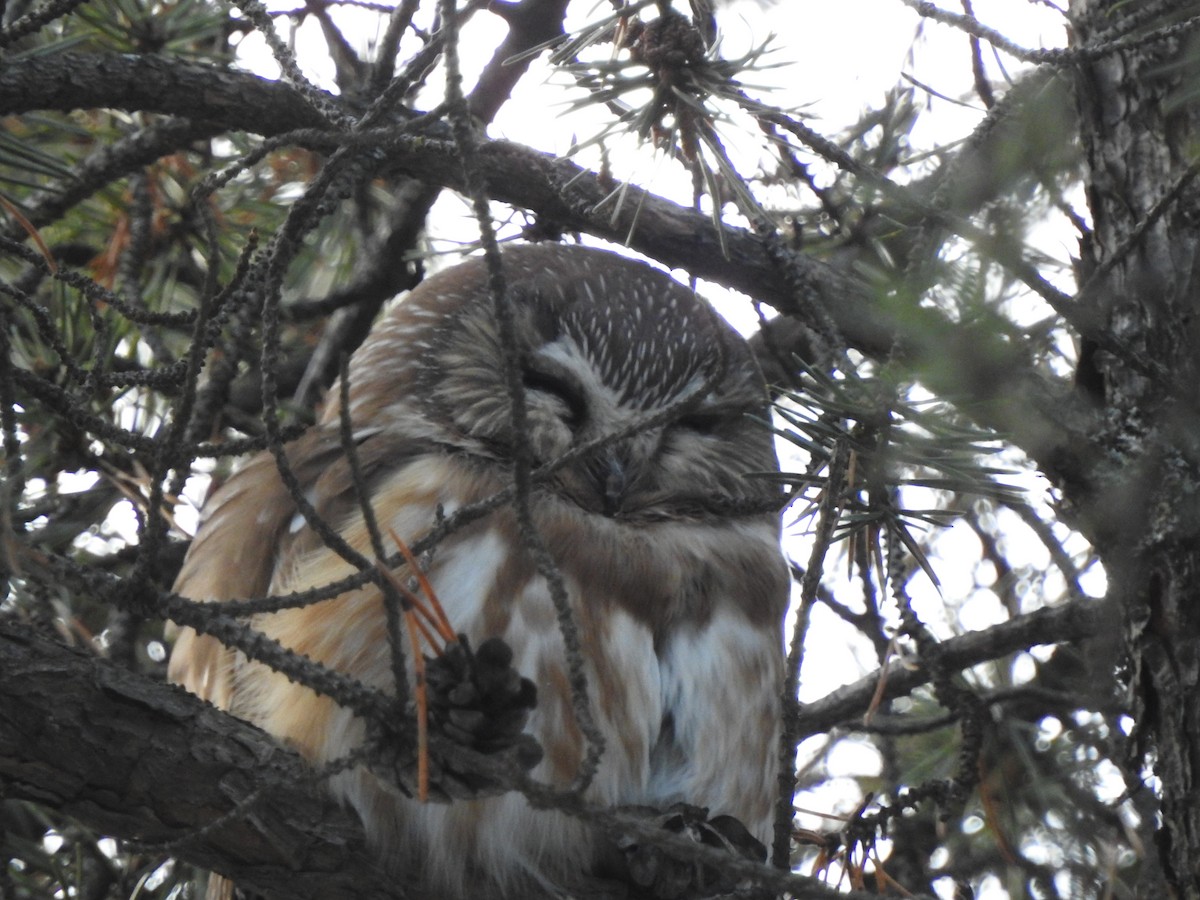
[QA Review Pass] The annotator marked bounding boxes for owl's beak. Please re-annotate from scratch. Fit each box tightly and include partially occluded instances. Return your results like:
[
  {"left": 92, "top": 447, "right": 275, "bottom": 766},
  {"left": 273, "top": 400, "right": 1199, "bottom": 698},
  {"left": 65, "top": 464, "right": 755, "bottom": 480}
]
[
  {"left": 601, "top": 452, "right": 627, "bottom": 517},
  {"left": 562, "top": 444, "right": 641, "bottom": 517}
]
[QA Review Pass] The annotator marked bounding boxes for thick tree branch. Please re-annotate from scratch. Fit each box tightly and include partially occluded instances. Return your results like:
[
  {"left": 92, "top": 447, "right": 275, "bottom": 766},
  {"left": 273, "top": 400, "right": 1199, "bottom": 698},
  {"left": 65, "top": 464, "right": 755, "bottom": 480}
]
[
  {"left": 0, "top": 621, "right": 863, "bottom": 900},
  {"left": 0, "top": 622, "right": 394, "bottom": 900},
  {"left": 0, "top": 53, "right": 333, "bottom": 133}
]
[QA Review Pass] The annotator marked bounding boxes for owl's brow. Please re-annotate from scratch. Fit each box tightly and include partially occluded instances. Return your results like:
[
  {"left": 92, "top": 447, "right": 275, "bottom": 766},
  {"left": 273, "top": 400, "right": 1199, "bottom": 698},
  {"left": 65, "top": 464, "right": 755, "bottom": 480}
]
[
  {"left": 534, "top": 375, "right": 720, "bottom": 474},
  {"left": 336, "top": 354, "right": 412, "bottom": 714}
]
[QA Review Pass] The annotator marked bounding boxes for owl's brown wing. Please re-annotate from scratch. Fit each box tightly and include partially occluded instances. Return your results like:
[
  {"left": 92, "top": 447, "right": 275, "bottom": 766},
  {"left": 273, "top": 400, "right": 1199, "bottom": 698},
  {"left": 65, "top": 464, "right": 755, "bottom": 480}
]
[
  {"left": 168, "top": 430, "right": 348, "bottom": 708},
  {"left": 168, "top": 426, "right": 436, "bottom": 707},
  {"left": 169, "top": 428, "right": 439, "bottom": 900}
]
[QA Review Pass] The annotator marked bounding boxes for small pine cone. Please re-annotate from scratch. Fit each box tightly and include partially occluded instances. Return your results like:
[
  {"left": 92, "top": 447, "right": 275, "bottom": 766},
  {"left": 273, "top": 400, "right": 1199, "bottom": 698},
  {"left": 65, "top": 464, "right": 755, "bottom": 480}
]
[
  {"left": 367, "top": 636, "right": 541, "bottom": 802},
  {"left": 426, "top": 637, "right": 539, "bottom": 758}
]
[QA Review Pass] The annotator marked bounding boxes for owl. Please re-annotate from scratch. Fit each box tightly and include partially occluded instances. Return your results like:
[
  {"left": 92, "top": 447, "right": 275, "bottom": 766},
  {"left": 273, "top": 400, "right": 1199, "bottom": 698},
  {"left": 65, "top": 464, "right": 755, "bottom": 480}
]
[{"left": 169, "top": 244, "right": 788, "bottom": 898}]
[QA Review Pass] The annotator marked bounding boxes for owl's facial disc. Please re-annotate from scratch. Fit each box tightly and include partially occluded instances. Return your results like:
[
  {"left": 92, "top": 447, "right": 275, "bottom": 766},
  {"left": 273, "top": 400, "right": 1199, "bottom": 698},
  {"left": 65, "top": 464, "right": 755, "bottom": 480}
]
[{"left": 386, "top": 245, "right": 780, "bottom": 521}]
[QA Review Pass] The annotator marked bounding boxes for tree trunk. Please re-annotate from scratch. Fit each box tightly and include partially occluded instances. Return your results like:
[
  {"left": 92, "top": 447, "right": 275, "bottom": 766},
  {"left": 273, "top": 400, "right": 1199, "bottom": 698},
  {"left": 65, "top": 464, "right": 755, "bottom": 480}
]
[{"left": 1071, "top": 1, "right": 1200, "bottom": 893}]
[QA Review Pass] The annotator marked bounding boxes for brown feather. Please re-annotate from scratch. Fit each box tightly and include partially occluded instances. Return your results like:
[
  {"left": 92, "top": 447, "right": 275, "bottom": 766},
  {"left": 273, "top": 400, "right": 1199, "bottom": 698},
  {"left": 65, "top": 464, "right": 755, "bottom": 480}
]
[{"left": 168, "top": 450, "right": 294, "bottom": 709}]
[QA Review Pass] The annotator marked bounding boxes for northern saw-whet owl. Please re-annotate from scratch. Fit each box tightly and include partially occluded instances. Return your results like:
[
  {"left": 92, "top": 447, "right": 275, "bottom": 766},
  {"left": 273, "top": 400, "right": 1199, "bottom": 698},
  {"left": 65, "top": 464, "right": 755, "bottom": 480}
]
[{"left": 169, "top": 243, "right": 788, "bottom": 898}]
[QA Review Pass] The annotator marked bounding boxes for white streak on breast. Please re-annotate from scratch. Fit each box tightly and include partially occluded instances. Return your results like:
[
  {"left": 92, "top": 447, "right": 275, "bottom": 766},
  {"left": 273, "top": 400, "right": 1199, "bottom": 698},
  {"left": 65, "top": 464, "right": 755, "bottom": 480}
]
[
  {"left": 425, "top": 528, "right": 507, "bottom": 630},
  {"left": 651, "top": 608, "right": 782, "bottom": 842}
]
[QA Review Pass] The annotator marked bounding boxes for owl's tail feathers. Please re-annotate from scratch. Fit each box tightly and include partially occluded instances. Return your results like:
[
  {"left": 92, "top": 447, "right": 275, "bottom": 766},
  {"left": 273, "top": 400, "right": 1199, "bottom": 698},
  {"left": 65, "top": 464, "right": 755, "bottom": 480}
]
[
  {"left": 203, "top": 871, "right": 234, "bottom": 900},
  {"left": 166, "top": 626, "right": 235, "bottom": 709}
]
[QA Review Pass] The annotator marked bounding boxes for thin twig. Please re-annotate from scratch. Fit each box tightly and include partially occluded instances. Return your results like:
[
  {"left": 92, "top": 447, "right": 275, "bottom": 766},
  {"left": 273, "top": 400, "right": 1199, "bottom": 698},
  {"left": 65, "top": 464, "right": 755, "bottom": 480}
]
[
  {"left": 773, "top": 438, "right": 848, "bottom": 868},
  {"left": 438, "top": 0, "right": 606, "bottom": 793}
]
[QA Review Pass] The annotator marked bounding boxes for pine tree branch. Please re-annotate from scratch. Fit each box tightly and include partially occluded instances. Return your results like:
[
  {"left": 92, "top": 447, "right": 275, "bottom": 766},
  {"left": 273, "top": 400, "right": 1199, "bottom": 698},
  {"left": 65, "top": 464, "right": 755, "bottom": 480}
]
[
  {"left": 1, "top": 117, "right": 223, "bottom": 243},
  {"left": 0, "top": 53, "right": 333, "bottom": 133},
  {"left": 792, "top": 595, "right": 1113, "bottom": 738},
  {"left": 0, "top": 51, "right": 1102, "bottom": 495}
]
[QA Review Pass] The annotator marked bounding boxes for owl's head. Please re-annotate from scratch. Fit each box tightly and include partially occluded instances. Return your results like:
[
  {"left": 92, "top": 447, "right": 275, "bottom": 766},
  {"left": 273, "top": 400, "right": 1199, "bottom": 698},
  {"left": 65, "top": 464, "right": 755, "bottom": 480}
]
[{"left": 334, "top": 244, "right": 779, "bottom": 521}]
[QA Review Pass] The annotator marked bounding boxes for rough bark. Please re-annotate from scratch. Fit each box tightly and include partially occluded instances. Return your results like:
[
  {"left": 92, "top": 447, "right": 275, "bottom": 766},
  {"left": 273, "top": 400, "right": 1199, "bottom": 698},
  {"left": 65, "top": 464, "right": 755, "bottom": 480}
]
[
  {"left": 0, "top": 53, "right": 334, "bottom": 133},
  {"left": 0, "top": 623, "right": 396, "bottom": 900},
  {"left": 1070, "top": 1, "right": 1200, "bottom": 894}
]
